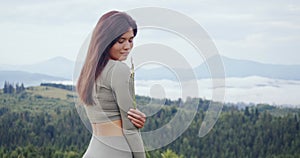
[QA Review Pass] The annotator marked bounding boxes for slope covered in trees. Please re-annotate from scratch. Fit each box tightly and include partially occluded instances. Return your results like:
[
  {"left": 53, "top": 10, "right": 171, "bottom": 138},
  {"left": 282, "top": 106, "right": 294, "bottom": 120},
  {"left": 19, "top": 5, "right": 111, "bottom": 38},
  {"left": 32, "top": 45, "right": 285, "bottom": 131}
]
[{"left": 0, "top": 86, "right": 299, "bottom": 157}]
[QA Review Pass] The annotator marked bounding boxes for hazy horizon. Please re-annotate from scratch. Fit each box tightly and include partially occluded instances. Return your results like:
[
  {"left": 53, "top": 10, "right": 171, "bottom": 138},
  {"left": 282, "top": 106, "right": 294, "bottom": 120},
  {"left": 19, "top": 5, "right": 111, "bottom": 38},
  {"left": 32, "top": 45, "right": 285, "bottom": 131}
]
[{"left": 36, "top": 76, "right": 299, "bottom": 107}]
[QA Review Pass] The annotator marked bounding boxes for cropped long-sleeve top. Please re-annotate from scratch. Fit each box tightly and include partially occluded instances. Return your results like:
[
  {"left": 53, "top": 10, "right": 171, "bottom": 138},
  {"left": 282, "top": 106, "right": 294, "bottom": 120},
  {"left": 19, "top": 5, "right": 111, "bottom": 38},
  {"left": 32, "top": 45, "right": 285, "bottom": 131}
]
[{"left": 84, "top": 59, "right": 146, "bottom": 158}]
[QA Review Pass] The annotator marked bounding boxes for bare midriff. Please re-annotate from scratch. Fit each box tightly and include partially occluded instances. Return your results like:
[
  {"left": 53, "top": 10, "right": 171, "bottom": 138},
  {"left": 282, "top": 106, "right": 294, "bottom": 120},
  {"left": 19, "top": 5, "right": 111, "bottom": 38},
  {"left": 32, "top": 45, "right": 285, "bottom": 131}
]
[{"left": 92, "top": 119, "right": 123, "bottom": 136}]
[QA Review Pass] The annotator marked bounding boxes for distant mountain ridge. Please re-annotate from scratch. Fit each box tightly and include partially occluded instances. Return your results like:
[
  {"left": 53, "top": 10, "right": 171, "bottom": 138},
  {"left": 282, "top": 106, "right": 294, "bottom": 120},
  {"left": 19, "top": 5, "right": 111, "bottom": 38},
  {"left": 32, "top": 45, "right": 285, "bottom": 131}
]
[
  {"left": 136, "top": 56, "right": 300, "bottom": 81},
  {"left": 0, "top": 70, "right": 66, "bottom": 87},
  {"left": 195, "top": 56, "right": 300, "bottom": 80},
  {"left": 0, "top": 56, "right": 299, "bottom": 87},
  {"left": 0, "top": 57, "right": 74, "bottom": 80}
]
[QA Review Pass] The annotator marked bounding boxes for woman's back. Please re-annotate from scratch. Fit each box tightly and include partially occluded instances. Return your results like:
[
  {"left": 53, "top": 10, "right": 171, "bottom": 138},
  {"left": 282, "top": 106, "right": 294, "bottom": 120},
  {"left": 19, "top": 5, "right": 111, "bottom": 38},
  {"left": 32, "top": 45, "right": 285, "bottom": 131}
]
[{"left": 83, "top": 59, "right": 146, "bottom": 158}]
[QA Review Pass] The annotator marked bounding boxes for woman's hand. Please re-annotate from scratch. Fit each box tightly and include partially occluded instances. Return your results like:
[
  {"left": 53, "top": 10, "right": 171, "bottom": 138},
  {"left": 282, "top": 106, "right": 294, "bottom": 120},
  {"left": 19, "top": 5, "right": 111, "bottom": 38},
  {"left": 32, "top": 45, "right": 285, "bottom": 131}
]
[{"left": 127, "top": 108, "right": 146, "bottom": 128}]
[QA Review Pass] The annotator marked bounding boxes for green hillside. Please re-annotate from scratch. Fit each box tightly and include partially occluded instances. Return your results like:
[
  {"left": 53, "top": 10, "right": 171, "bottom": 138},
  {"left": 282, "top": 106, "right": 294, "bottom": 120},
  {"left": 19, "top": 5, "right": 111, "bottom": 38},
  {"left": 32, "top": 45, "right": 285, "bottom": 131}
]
[
  {"left": 0, "top": 85, "right": 300, "bottom": 158},
  {"left": 26, "top": 86, "right": 75, "bottom": 100}
]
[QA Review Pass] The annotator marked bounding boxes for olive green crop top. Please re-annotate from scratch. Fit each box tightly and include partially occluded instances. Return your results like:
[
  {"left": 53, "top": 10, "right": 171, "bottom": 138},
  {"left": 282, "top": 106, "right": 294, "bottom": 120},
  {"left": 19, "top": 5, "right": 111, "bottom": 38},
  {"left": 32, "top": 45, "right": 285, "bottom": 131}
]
[{"left": 84, "top": 59, "right": 145, "bottom": 158}]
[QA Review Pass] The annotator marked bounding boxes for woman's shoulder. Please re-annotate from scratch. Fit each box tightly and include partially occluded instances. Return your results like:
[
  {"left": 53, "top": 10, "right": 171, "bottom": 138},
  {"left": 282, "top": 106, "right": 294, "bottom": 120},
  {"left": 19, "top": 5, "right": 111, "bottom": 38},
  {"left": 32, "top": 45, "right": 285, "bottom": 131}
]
[
  {"left": 109, "top": 60, "right": 130, "bottom": 76},
  {"left": 109, "top": 60, "right": 131, "bottom": 88}
]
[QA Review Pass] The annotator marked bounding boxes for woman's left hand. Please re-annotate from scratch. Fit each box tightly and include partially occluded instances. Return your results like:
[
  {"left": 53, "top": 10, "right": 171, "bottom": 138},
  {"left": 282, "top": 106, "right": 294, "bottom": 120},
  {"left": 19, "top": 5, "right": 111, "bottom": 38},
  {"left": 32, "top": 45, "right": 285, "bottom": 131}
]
[{"left": 127, "top": 108, "right": 146, "bottom": 128}]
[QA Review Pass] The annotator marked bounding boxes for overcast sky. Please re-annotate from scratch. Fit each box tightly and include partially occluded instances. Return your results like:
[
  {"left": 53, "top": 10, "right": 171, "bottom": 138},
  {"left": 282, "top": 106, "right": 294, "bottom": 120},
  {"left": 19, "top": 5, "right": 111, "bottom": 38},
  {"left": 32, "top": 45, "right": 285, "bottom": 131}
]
[{"left": 0, "top": 0, "right": 299, "bottom": 66}]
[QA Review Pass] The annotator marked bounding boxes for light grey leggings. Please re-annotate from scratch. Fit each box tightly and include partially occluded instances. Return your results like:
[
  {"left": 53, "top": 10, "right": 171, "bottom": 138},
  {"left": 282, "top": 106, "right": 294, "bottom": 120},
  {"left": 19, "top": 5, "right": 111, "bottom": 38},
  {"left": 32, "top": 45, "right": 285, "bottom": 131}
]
[{"left": 83, "top": 135, "right": 133, "bottom": 158}]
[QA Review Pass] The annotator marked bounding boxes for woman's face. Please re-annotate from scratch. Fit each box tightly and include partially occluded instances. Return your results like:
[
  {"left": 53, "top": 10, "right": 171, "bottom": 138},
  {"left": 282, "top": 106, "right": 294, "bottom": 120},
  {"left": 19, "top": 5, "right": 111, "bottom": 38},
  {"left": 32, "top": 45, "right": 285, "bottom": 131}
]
[{"left": 109, "top": 28, "right": 134, "bottom": 61}]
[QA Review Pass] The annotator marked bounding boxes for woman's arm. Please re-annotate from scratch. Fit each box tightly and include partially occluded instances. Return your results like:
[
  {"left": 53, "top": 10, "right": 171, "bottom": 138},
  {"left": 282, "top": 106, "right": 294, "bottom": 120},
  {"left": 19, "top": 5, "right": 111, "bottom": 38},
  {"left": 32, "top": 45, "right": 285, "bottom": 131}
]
[{"left": 111, "top": 61, "right": 146, "bottom": 158}]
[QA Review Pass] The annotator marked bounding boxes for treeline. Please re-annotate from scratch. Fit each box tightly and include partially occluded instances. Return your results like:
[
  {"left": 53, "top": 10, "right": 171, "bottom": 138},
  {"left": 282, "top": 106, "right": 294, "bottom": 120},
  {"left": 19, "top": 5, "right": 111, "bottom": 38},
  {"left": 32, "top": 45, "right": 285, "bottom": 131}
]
[
  {"left": 40, "top": 83, "right": 74, "bottom": 91},
  {"left": 2, "top": 81, "right": 25, "bottom": 94},
  {"left": 0, "top": 89, "right": 300, "bottom": 157},
  {"left": 147, "top": 104, "right": 300, "bottom": 158}
]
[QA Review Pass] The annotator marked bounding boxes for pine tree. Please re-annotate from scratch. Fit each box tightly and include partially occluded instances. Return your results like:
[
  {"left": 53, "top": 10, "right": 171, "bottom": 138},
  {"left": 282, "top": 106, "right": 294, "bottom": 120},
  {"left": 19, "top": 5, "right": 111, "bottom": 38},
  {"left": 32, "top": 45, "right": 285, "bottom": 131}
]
[
  {"left": 21, "top": 83, "right": 25, "bottom": 92},
  {"left": 8, "top": 83, "right": 14, "bottom": 94},
  {"left": 3, "top": 81, "right": 8, "bottom": 93},
  {"left": 16, "top": 83, "right": 20, "bottom": 93}
]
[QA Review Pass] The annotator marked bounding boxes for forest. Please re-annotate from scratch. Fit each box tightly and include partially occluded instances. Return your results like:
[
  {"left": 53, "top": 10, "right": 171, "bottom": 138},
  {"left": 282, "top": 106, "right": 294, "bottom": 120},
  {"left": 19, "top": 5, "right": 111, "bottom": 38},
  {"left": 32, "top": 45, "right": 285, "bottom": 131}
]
[{"left": 0, "top": 82, "right": 300, "bottom": 158}]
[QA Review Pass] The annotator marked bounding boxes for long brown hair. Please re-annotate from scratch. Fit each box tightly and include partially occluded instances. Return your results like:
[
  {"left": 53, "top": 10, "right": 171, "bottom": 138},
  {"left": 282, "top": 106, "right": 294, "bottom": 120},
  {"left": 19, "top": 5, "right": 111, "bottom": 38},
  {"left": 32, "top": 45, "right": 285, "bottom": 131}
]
[{"left": 77, "top": 11, "right": 137, "bottom": 105}]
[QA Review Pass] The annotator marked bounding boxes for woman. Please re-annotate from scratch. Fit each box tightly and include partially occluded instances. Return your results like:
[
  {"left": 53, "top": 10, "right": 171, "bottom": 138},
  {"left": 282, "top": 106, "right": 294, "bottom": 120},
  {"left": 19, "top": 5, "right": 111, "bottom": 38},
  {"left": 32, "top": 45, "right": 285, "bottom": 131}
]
[{"left": 77, "top": 11, "right": 146, "bottom": 158}]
